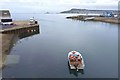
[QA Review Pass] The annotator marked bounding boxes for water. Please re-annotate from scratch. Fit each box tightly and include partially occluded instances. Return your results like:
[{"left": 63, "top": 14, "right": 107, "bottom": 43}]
[{"left": 2, "top": 14, "right": 118, "bottom": 78}]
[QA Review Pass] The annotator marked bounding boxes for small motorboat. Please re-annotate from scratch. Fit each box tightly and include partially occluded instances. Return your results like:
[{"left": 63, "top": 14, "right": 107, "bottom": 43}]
[{"left": 68, "top": 51, "right": 85, "bottom": 71}]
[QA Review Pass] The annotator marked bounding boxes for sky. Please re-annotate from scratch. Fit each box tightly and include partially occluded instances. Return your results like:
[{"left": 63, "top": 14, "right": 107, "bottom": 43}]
[{"left": 0, "top": 0, "right": 119, "bottom": 13}]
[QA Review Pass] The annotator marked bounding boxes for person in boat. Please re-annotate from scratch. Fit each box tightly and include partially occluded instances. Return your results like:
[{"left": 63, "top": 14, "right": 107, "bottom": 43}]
[
  {"left": 72, "top": 56, "right": 80, "bottom": 68},
  {"left": 69, "top": 55, "right": 75, "bottom": 61},
  {"left": 74, "top": 55, "right": 82, "bottom": 67},
  {"left": 77, "top": 55, "right": 81, "bottom": 61},
  {"left": 69, "top": 51, "right": 79, "bottom": 61},
  {"left": 69, "top": 51, "right": 77, "bottom": 61},
  {"left": 76, "top": 54, "right": 82, "bottom": 65}
]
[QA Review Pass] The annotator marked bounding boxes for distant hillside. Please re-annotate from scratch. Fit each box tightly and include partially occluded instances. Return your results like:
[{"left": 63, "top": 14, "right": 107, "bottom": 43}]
[{"left": 61, "top": 8, "right": 118, "bottom": 14}]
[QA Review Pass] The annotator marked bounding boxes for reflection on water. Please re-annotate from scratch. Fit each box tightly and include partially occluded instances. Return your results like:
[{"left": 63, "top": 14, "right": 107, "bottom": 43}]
[
  {"left": 2, "top": 27, "right": 40, "bottom": 69},
  {"left": 6, "top": 27, "right": 40, "bottom": 55}
]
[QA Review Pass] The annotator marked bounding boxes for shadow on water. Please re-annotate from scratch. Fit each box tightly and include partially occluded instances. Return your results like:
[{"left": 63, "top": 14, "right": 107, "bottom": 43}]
[
  {"left": 2, "top": 27, "right": 40, "bottom": 69},
  {"left": 5, "top": 27, "right": 40, "bottom": 55},
  {"left": 68, "top": 62, "right": 84, "bottom": 77}
]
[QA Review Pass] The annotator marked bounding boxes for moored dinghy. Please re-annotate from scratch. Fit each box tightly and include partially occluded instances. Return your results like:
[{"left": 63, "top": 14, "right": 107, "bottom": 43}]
[{"left": 68, "top": 51, "right": 85, "bottom": 71}]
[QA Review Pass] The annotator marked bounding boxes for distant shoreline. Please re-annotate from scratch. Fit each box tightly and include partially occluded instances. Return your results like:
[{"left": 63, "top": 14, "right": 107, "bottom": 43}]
[
  {"left": 66, "top": 15, "right": 120, "bottom": 24},
  {"left": 60, "top": 8, "right": 118, "bottom": 14}
]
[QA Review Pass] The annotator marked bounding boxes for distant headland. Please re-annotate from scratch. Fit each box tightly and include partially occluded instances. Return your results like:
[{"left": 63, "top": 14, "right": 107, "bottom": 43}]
[{"left": 60, "top": 8, "right": 118, "bottom": 14}]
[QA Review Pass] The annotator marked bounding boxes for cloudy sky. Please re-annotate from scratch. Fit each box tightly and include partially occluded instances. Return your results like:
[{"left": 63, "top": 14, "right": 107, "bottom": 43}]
[{"left": 0, "top": 0, "right": 119, "bottom": 13}]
